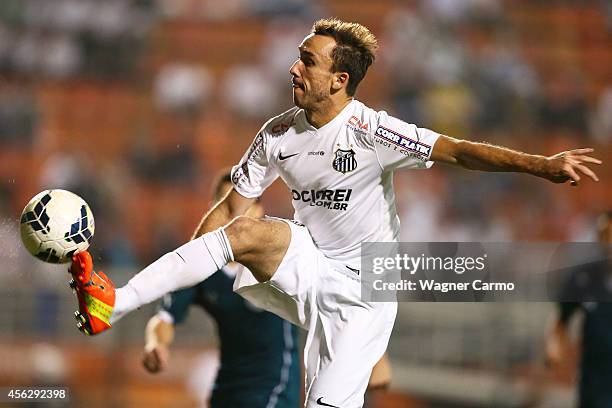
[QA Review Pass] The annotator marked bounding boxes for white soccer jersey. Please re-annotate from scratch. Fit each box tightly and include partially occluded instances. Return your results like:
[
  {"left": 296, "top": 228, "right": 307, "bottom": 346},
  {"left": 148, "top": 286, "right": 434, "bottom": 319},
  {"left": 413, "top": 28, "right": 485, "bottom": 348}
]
[{"left": 231, "top": 99, "right": 439, "bottom": 265}]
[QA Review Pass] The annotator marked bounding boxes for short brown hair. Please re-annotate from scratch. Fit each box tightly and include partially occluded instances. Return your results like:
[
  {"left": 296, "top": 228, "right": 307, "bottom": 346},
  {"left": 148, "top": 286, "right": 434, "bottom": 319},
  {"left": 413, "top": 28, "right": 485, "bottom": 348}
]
[{"left": 312, "top": 18, "right": 378, "bottom": 96}]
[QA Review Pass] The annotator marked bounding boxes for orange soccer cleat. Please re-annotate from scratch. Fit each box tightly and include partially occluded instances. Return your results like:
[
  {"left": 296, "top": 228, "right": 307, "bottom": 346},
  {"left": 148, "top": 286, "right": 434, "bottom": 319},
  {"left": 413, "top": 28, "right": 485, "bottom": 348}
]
[{"left": 68, "top": 251, "right": 115, "bottom": 335}]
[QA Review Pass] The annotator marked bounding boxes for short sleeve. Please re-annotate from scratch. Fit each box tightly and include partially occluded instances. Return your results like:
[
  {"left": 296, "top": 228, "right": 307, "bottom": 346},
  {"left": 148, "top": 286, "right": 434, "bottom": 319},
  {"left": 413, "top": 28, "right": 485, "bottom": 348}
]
[
  {"left": 373, "top": 112, "right": 440, "bottom": 171},
  {"left": 159, "top": 286, "right": 198, "bottom": 325},
  {"left": 231, "top": 130, "right": 279, "bottom": 198}
]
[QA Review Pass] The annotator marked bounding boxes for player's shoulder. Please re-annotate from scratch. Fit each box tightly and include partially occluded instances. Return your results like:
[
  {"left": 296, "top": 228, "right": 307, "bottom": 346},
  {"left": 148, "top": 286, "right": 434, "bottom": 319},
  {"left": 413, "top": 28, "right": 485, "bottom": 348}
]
[
  {"left": 260, "top": 106, "right": 301, "bottom": 138},
  {"left": 346, "top": 99, "right": 388, "bottom": 136},
  {"left": 346, "top": 99, "right": 389, "bottom": 144},
  {"left": 352, "top": 99, "right": 422, "bottom": 143},
  {"left": 350, "top": 99, "right": 403, "bottom": 133}
]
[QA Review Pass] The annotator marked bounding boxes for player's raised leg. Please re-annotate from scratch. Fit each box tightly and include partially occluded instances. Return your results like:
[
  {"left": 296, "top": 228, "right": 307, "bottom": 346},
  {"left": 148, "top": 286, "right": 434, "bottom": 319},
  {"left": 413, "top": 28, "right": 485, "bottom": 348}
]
[
  {"left": 223, "top": 216, "right": 291, "bottom": 282},
  {"left": 69, "top": 209, "right": 291, "bottom": 335}
]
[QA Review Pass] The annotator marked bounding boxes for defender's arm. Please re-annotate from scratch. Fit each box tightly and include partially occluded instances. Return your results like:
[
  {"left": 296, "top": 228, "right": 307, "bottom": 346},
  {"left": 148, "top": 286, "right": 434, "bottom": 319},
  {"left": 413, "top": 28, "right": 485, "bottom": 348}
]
[
  {"left": 143, "top": 315, "right": 175, "bottom": 373},
  {"left": 192, "top": 189, "right": 257, "bottom": 239},
  {"left": 431, "top": 135, "right": 601, "bottom": 185},
  {"left": 545, "top": 303, "right": 580, "bottom": 367}
]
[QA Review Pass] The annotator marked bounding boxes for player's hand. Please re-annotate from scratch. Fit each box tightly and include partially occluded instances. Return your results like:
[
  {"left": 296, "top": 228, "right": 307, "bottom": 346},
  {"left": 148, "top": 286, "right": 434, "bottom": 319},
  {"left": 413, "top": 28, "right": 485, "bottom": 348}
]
[
  {"left": 543, "top": 148, "right": 601, "bottom": 186},
  {"left": 545, "top": 335, "right": 563, "bottom": 367},
  {"left": 142, "top": 344, "right": 169, "bottom": 373},
  {"left": 544, "top": 325, "right": 571, "bottom": 368}
]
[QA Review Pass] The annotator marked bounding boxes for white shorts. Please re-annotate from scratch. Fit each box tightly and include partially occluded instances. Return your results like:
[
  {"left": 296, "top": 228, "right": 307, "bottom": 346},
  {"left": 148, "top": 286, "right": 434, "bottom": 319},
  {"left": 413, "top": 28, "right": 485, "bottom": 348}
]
[{"left": 234, "top": 218, "right": 397, "bottom": 408}]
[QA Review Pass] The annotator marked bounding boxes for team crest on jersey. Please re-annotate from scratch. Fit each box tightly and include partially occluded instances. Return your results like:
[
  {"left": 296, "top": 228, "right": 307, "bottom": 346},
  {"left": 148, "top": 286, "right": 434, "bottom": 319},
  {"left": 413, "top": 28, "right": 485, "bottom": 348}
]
[{"left": 332, "top": 148, "right": 357, "bottom": 174}]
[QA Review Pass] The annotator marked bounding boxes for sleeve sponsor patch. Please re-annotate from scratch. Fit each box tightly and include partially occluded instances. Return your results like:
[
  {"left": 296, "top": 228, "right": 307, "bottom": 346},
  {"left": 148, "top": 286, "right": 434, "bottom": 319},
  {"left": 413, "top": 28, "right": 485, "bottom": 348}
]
[
  {"left": 231, "top": 166, "right": 246, "bottom": 186},
  {"left": 375, "top": 125, "right": 431, "bottom": 157},
  {"left": 246, "top": 132, "right": 265, "bottom": 164},
  {"left": 230, "top": 127, "right": 279, "bottom": 197},
  {"left": 232, "top": 132, "right": 265, "bottom": 185}
]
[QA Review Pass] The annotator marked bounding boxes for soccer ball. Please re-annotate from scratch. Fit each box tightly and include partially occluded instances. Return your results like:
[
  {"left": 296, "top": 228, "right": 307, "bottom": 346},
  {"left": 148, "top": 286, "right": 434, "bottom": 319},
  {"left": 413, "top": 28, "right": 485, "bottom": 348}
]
[{"left": 20, "top": 189, "right": 95, "bottom": 264}]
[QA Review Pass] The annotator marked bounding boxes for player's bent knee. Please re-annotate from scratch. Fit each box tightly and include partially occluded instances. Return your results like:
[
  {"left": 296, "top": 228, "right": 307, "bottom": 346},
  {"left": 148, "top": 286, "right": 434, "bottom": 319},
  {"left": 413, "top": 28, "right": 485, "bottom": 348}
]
[
  {"left": 224, "top": 216, "right": 291, "bottom": 281},
  {"left": 225, "top": 216, "right": 284, "bottom": 256},
  {"left": 224, "top": 216, "right": 256, "bottom": 254}
]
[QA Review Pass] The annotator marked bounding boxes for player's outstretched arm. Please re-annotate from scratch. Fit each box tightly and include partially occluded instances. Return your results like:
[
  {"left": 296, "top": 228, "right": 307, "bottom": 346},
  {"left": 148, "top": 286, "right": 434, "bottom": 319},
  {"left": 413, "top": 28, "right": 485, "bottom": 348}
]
[
  {"left": 430, "top": 135, "right": 602, "bottom": 186},
  {"left": 142, "top": 314, "right": 174, "bottom": 373},
  {"left": 192, "top": 188, "right": 256, "bottom": 240}
]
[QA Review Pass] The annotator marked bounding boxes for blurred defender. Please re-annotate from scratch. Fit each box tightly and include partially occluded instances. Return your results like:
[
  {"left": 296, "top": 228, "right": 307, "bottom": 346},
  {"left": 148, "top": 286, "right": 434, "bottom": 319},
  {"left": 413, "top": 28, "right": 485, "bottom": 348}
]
[
  {"left": 546, "top": 211, "right": 612, "bottom": 408},
  {"left": 142, "top": 171, "right": 300, "bottom": 408},
  {"left": 69, "top": 18, "right": 601, "bottom": 407}
]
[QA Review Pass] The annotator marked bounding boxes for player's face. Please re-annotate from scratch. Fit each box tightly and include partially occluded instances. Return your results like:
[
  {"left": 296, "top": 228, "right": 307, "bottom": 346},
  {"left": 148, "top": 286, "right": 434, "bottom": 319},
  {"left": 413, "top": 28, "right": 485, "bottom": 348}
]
[{"left": 289, "top": 34, "right": 337, "bottom": 109}]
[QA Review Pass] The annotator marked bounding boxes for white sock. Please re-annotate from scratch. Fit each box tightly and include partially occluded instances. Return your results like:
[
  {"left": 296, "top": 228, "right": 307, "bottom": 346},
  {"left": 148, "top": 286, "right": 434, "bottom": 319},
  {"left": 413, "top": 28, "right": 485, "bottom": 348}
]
[{"left": 110, "top": 228, "right": 233, "bottom": 324}]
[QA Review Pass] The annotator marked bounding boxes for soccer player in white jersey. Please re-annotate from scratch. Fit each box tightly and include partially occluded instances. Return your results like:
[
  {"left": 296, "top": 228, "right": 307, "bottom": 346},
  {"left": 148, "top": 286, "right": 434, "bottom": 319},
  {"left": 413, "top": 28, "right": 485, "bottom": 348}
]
[{"left": 68, "top": 18, "right": 601, "bottom": 407}]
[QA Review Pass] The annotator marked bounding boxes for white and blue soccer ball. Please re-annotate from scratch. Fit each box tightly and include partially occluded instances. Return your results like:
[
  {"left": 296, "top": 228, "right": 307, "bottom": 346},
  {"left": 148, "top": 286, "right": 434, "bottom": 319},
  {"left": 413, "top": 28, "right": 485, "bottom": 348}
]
[{"left": 20, "top": 189, "right": 95, "bottom": 264}]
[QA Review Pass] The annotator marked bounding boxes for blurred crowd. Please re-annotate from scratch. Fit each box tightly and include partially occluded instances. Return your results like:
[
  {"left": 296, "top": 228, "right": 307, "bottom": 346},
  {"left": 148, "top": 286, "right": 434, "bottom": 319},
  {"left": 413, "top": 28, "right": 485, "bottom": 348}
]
[{"left": 0, "top": 0, "right": 611, "bottom": 271}]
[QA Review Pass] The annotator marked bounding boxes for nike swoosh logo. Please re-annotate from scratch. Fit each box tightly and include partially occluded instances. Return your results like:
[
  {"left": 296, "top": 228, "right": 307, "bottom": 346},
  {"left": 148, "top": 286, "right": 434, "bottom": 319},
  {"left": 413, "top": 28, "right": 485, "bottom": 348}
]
[
  {"left": 316, "top": 397, "right": 340, "bottom": 408},
  {"left": 278, "top": 152, "right": 299, "bottom": 160},
  {"left": 346, "top": 266, "right": 360, "bottom": 275}
]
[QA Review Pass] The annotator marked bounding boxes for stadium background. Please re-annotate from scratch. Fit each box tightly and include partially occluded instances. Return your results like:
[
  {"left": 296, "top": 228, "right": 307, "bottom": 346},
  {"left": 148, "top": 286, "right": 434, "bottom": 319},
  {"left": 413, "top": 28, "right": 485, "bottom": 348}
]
[{"left": 0, "top": 0, "right": 611, "bottom": 406}]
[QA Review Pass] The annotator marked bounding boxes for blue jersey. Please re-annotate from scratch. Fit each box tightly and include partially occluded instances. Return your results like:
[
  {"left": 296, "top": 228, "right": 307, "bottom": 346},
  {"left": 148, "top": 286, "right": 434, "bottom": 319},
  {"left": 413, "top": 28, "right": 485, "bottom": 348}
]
[
  {"left": 161, "top": 266, "right": 301, "bottom": 408},
  {"left": 559, "top": 257, "right": 612, "bottom": 408}
]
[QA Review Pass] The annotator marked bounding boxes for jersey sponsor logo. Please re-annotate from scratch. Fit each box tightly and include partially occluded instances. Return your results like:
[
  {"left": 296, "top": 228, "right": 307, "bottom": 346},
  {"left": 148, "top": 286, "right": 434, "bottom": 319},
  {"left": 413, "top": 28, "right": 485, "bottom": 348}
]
[
  {"left": 316, "top": 397, "right": 340, "bottom": 408},
  {"left": 308, "top": 151, "right": 325, "bottom": 156},
  {"left": 278, "top": 152, "right": 299, "bottom": 161},
  {"left": 291, "top": 188, "right": 352, "bottom": 211},
  {"left": 346, "top": 115, "right": 369, "bottom": 134},
  {"left": 332, "top": 148, "right": 357, "bottom": 173},
  {"left": 375, "top": 125, "right": 431, "bottom": 157}
]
